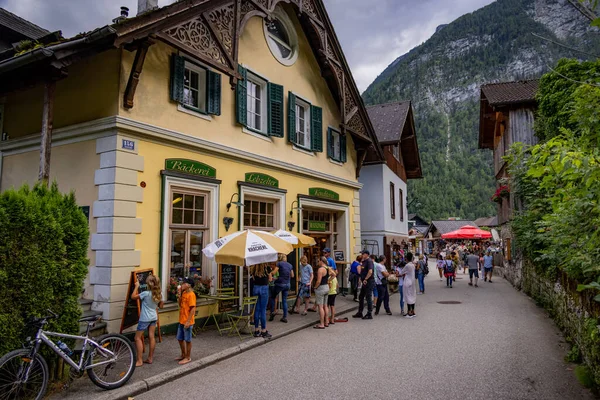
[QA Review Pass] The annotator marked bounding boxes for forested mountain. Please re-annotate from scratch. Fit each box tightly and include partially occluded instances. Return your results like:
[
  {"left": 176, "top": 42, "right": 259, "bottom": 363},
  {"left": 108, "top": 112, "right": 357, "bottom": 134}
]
[{"left": 362, "top": 0, "right": 600, "bottom": 222}]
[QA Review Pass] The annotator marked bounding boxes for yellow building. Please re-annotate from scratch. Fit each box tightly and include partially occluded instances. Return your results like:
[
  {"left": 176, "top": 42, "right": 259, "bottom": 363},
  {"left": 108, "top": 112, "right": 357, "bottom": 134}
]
[{"left": 0, "top": 0, "right": 383, "bottom": 332}]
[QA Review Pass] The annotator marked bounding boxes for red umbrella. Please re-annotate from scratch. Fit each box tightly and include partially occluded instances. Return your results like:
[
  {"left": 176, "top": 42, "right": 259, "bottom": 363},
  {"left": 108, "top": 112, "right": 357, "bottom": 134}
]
[{"left": 441, "top": 225, "right": 492, "bottom": 240}]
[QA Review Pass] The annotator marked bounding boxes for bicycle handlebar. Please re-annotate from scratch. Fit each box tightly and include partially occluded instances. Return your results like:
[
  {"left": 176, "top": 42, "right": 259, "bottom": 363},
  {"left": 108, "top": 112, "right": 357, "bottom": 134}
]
[{"left": 46, "top": 309, "right": 58, "bottom": 319}]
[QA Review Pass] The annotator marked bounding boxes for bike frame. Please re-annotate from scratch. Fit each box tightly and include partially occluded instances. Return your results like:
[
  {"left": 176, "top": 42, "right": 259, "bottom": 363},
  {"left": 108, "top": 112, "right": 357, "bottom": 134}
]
[{"left": 23, "top": 326, "right": 116, "bottom": 380}]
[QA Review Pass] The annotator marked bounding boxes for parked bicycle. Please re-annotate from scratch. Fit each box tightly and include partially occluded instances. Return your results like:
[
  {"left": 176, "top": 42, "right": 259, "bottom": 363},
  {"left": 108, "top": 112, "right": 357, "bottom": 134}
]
[{"left": 0, "top": 310, "right": 136, "bottom": 400}]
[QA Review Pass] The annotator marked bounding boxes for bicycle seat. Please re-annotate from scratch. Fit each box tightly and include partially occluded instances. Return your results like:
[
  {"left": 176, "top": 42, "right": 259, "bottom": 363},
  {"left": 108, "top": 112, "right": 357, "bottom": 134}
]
[{"left": 79, "top": 315, "right": 102, "bottom": 322}]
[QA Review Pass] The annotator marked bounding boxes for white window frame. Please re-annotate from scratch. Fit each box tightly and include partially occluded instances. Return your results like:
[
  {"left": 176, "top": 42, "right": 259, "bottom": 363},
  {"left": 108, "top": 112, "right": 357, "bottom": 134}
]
[
  {"left": 294, "top": 97, "right": 311, "bottom": 150},
  {"left": 331, "top": 128, "right": 341, "bottom": 162},
  {"left": 246, "top": 72, "right": 268, "bottom": 135},
  {"left": 161, "top": 176, "right": 219, "bottom": 299},
  {"left": 182, "top": 61, "right": 207, "bottom": 113},
  {"left": 263, "top": 7, "right": 299, "bottom": 66}
]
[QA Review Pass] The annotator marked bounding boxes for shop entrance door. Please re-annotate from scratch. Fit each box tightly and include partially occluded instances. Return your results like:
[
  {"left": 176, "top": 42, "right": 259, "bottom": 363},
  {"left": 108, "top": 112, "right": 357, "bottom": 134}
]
[{"left": 304, "top": 235, "right": 328, "bottom": 268}]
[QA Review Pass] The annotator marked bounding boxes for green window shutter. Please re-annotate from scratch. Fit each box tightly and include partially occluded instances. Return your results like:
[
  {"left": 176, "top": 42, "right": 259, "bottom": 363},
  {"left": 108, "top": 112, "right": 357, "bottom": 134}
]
[
  {"left": 311, "top": 105, "right": 323, "bottom": 152},
  {"left": 327, "top": 128, "right": 333, "bottom": 159},
  {"left": 207, "top": 70, "right": 221, "bottom": 116},
  {"left": 170, "top": 54, "right": 185, "bottom": 103},
  {"left": 288, "top": 92, "right": 296, "bottom": 144},
  {"left": 236, "top": 65, "right": 247, "bottom": 126},
  {"left": 268, "top": 83, "right": 284, "bottom": 137},
  {"left": 340, "top": 133, "right": 347, "bottom": 163}
]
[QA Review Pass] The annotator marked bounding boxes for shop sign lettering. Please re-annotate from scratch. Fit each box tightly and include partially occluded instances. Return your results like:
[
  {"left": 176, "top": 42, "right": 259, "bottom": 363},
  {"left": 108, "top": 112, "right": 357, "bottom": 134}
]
[
  {"left": 165, "top": 159, "right": 216, "bottom": 178},
  {"left": 309, "top": 221, "right": 327, "bottom": 232},
  {"left": 309, "top": 187, "right": 340, "bottom": 201},
  {"left": 245, "top": 172, "right": 279, "bottom": 188}
]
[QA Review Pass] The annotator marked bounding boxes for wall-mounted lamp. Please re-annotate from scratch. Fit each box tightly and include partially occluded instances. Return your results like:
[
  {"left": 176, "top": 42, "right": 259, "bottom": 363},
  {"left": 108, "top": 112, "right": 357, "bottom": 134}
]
[
  {"left": 226, "top": 193, "right": 244, "bottom": 212},
  {"left": 287, "top": 221, "right": 296, "bottom": 231},
  {"left": 289, "top": 200, "right": 302, "bottom": 217},
  {"left": 223, "top": 217, "right": 234, "bottom": 231}
]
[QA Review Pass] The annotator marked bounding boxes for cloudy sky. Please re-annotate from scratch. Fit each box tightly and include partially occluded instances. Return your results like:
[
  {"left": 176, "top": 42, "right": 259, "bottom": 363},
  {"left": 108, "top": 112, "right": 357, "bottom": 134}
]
[{"left": 1, "top": 0, "right": 495, "bottom": 91}]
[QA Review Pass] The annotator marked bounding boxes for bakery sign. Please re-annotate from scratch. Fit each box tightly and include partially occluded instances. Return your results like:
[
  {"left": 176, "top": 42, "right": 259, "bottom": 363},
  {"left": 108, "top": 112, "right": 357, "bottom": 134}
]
[
  {"left": 309, "top": 187, "right": 340, "bottom": 201},
  {"left": 165, "top": 159, "right": 216, "bottom": 178}
]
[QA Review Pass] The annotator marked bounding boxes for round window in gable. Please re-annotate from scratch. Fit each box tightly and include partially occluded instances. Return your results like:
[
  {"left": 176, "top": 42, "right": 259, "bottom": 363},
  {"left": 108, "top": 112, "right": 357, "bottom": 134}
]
[{"left": 263, "top": 9, "right": 298, "bottom": 66}]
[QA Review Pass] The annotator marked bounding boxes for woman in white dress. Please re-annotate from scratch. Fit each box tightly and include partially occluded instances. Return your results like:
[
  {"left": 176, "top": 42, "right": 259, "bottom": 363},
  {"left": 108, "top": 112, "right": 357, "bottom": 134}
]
[{"left": 401, "top": 252, "right": 417, "bottom": 318}]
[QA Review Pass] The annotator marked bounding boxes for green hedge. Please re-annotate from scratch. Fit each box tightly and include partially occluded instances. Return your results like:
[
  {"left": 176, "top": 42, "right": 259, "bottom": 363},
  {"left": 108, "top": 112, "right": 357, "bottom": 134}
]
[{"left": 0, "top": 183, "right": 89, "bottom": 355}]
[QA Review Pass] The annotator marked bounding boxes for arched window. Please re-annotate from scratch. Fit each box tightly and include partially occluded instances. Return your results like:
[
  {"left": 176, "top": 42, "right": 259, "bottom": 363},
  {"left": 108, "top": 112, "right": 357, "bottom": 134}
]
[{"left": 263, "top": 8, "right": 298, "bottom": 66}]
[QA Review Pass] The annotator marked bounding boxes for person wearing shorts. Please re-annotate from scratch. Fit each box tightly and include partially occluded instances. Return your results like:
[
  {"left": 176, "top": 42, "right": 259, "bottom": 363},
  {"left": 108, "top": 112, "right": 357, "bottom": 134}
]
[
  {"left": 292, "top": 256, "right": 313, "bottom": 315},
  {"left": 327, "top": 268, "right": 338, "bottom": 324},
  {"left": 483, "top": 251, "right": 494, "bottom": 282},
  {"left": 313, "top": 257, "right": 330, "bottom": 329},
  {"left": 176, "top": 277, "right": 196, "bottom": 365},
  {"left": 466, "top": 251, "right": 480, "bottom": 287}
]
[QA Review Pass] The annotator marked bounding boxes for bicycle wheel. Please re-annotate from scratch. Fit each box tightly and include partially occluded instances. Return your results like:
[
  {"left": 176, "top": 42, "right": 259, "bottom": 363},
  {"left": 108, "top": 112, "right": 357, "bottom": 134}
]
[
  {"left": 87, "top": 334, "right": 135, "bottom": 390},
  {"left": 0, "top": 349, "right": 48, "bottom": 400}
]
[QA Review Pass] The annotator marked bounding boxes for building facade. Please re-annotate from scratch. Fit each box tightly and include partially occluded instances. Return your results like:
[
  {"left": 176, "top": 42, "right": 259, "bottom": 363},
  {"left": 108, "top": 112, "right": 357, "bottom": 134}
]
[
  {"left": 0, "top": 0, "right": 382, "bottom": 331},
  {"left": 359, "top": 101, "right": 422, "bottom": 266},
  {"left": 479, "top": 79, "right": 539, "bottom": 284}
]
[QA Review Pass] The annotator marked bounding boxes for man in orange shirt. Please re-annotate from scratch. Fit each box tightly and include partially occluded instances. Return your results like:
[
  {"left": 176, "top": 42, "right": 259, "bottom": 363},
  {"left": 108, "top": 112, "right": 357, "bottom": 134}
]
[{"left": 176, "top": 277, "right": 196, "bottom": 365}]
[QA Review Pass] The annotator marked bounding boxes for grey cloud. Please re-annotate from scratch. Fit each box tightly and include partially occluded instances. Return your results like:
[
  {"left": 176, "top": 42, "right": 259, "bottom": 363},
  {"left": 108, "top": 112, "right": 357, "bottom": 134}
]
[{"left": 1, "top": 0, "right": 495, "bottom": 91}]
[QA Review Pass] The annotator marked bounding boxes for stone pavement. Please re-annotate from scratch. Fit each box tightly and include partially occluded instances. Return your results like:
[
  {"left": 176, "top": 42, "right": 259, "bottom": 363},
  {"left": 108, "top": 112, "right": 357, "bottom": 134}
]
[
  {"left": 50, "top": 292, "right": 360, "bottom": 400},
  {"left": 136, "top": 266, "right": 593, "bottom": 400}
]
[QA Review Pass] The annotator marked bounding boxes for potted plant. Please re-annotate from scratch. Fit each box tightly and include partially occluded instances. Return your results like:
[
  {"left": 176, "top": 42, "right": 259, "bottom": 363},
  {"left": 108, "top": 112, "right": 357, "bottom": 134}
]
[
  {"left": 193, "top": 275, "right": 214, "bottom": 296},
  {"left": 491, "top": 185, "right": 509, "bottom": 203}
]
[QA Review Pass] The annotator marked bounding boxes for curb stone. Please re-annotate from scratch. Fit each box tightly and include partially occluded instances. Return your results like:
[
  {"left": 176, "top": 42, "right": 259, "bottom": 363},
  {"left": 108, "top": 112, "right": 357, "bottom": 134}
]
[{"left": 100, "top": 303, "right": 359, "bottom": 400}]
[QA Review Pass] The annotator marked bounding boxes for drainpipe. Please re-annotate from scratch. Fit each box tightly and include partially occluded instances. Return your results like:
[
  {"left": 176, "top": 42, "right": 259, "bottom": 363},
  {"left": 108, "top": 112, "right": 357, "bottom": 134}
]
[{"left": 39, "top": 81, "right": 55, "bottom": 186}]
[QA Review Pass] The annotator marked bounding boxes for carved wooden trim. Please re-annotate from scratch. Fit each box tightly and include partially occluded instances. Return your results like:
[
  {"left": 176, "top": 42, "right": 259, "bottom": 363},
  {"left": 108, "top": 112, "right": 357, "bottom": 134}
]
[{"left": 123, "top": 38, "right": 155, "bottom": 109}]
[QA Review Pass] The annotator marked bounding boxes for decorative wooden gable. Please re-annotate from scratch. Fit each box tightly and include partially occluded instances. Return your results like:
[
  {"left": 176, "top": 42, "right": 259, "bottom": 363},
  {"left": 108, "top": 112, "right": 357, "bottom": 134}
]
[{"left": 114, "top": 0, "right": 377, "bottom": 149}]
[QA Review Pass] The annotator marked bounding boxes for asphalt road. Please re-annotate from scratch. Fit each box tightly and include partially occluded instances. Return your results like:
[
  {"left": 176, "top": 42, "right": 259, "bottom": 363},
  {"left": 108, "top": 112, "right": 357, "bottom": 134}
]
[{"left": 137, "top": 269, "right": 593, "bottom": 400}]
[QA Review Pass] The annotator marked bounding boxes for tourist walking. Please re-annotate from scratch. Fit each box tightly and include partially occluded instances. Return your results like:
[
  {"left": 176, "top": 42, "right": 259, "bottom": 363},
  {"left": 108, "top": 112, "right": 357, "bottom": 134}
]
[
  {"left": 443, "top": 255, "right": 455, "bottom": 288},
  {"left": 374, "top": 255, "right": 392, "bottom": 315},
  {"left": 349, "top": 255, "right": 361, "bottom": 301},
  {"left": 131, "top": 275, "right": 164, "bottom": 367},
  {"left": 400, "top": 253, "right": 417, "bottom": 318},
  {"left": 483, "top": 251, "right": 494, "bottom": 282},
  {"left": 436, "top": 254, "right": 444, "bottom": 281},
  {"left": 292, "top": 256, "right": 313, "bottom": 315},
  {"left": 353, "top": 250, "right": 375, "bottom": 320},
  {"left": 466, "top": 250, "right": 480, "bottom": 287},
  {"left": 269, "top": 254, "right": 294, "bottom": 323},
  {"left": 395, "top": 259, "right": 406, "bottom": 316},
  {"left": 250, "top": 263, "right": 272, "bottom": 338},
  {"left": 416, "top": 254, "right": 426, "bottom": 294},
  {"left": 313, "top": 257, "right": 330, "bottom": 329}
]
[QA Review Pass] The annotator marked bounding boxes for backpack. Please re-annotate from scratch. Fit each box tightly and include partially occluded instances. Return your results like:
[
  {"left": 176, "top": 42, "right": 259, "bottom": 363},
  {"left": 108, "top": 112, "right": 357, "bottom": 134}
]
[
  {"left": 445, "top": 260, "right": 454, "bottom": 273},
  {"left": 419, "top": 260, "right": 429, "bottom": 275}
]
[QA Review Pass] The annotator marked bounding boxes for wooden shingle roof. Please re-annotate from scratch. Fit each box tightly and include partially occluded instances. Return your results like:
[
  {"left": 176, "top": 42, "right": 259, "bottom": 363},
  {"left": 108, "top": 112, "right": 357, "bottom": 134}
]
[
  {"left": 424, "top": 220, "right": 478, "bottom": 237},
  {"left": 481, "top": 80, "right": 539, "bottom": 107},
  {"left": 0, "top": 8, "right": 49, "bottom": 39}
]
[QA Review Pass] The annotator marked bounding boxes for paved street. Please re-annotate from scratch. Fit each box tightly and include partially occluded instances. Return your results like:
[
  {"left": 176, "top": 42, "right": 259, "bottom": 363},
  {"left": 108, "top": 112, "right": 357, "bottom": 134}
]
[{"left": 137, "top": 269, "right": 592, "bottom": 400}]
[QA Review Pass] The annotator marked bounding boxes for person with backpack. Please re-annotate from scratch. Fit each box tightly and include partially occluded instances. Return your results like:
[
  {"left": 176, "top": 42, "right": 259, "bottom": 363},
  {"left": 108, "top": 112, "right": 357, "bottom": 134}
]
[
  {"left": 443, "top": 254, "right": 455, "bottom": 288},
  {"left": 416, "top": 254, "right": 427, "bottom": 294}
]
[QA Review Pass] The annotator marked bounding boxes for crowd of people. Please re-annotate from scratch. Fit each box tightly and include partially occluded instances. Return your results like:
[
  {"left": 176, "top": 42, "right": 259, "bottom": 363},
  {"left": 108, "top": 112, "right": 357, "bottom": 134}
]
[{"left": 130, "top": 242, "right": 500, "bottom": 367}]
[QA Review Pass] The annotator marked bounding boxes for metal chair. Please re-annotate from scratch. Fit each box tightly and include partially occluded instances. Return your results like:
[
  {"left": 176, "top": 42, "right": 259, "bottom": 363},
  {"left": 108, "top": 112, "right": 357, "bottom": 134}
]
[{"left": 227, "top": 296, "right": 258, "bottom": 341}]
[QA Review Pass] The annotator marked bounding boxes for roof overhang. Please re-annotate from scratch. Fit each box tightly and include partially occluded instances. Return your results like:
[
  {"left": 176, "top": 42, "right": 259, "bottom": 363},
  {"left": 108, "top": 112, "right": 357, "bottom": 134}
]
[{"left": 401, "top": 105, "right": 422, "bottom": 179}]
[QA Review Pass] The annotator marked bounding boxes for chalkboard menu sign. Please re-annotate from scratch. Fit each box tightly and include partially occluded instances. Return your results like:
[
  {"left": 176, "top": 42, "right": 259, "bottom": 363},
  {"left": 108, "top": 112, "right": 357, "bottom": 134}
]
[
  {"left": 334, "top": 250, "right": 345, "bottom": 262},
  {"left": 219, "top": 264, "right": 237, "bottom": 292},
  {"left": 120, "top": 269, "right": 161, "bottom": 341}
]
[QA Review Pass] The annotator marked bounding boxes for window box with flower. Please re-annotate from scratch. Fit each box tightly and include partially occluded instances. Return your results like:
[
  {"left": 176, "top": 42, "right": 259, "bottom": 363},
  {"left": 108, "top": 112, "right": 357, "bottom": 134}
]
[{"left": 491, "top": 185, "right": 510, "bottom": 203}]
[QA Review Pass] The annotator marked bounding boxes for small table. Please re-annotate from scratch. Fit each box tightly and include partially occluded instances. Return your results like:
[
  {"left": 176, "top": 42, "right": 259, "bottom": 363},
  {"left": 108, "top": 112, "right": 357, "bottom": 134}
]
[{"left": 197, "top": 294, "right": 239, "bottom": 335}]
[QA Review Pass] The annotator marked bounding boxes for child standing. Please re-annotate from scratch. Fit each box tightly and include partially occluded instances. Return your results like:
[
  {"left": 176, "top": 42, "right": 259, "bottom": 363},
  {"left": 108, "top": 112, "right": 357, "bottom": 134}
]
[
  {"left": 292, "top": 256, "right": 313, "bottom": 315},
  {"left": 176, "top": 277, "right": 196, "bottom": 365},
  {"left": 132, "top": 275, "right": 164, "bottom": 367},
  {"left": 327, "top": 267, "right": 338, "bottom": 324}
]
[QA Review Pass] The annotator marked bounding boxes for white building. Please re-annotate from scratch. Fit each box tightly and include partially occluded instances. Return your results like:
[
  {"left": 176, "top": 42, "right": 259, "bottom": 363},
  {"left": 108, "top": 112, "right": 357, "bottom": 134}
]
[{"left": 359, "top": 101, "right": 422, "bottom": 266}]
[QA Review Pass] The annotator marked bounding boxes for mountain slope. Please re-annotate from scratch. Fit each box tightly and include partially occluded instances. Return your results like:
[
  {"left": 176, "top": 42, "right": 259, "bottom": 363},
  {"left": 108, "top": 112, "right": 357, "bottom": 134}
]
[{"left": 362, "top": 0, "right": 600, "bottom": 222}]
